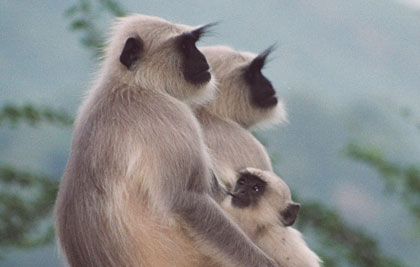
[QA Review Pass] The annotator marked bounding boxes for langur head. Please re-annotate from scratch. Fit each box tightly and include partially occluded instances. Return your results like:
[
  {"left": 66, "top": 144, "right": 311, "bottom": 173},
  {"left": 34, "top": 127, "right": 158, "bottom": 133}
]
[
  {"left": 200, "top": 45, "right": 287, "bottom": 129},
  {"left": 229, "top": 167, "right": 300, "bottom": 227},
  {"left": 102, "top": 14, "right": 217, "bottom": 105}
]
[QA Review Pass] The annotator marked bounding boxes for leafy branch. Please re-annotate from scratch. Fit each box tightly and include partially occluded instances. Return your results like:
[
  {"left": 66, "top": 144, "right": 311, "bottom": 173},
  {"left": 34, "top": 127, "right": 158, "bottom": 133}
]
[
  {"left": 0, "top": 103, "right": 73, "bottom": 127},
  {"left": 0, "top": 166, "right": 59, "bottom": 250},
  {"left": 0, "top": 103, "right": 72, "bottom": 253},
  {"left": 297, "top": 198, "right": 405, "bottom": 267},
  {"left": 65, "top": 0, "right": 126, "bottom": 57},
  {"left": 346, "top": 143, "right": 420, "bottom": 225}
]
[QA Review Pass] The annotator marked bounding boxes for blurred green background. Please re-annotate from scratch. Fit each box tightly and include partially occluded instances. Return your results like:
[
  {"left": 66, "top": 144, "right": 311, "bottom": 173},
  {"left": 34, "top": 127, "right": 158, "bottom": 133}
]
[{"left": 1, "top": 0, "right": 419, "bottom": 266}]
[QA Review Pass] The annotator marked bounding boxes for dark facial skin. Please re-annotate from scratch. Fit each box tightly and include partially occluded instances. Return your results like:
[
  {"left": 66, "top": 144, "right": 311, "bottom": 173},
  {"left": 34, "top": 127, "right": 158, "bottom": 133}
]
[
  {"left": 177, "top": 26, "right": 212, "bottom": 84},
  {"left": 244, "top": 47, "right": 278, "bottom": 108},
  {"left": 230, "top": 172, "right": 267, "bottom": 208},
  {"left": 119, "top": 25, "right": 212, "bottom": 84}
]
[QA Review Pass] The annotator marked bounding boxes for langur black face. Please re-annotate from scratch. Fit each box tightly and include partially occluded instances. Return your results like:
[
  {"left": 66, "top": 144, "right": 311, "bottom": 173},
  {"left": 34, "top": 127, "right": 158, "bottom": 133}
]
[
  {"left": 244, "top": 46, "right": 278, "bottom": 108},
  {"left": 119, "top": 24, "right": 213, "bottom": 85},
  {"left": 176, "top": 25, "right": 212, "bottom": 85},
  {"left": 230, "top": 171, "right": 267, "bottom": 208}
]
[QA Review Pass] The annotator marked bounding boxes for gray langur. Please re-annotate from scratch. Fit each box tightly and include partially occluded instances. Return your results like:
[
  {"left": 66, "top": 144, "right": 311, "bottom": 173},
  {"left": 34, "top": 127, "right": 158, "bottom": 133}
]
[
  {"left": 196, "top": 46, "right": 319, "bottom": 266},
  {"left": 221, "top": 168, "right": 322, "bottom": 267},
  {"left": 55, "top": 15, "right": 279, "bottom": 267},
  {"left": 195, "top": 45, "right": 287, "bottom": 192}
]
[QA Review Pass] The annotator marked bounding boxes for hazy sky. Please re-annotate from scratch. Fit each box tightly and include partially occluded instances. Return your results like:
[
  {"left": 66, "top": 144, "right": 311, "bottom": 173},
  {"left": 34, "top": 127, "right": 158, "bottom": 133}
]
[
  {"left": 397, "top": 0, "right": 420, "bottom": 9},
  {"left": 1, "top": 0, "right": 419, "bottom": 266}
]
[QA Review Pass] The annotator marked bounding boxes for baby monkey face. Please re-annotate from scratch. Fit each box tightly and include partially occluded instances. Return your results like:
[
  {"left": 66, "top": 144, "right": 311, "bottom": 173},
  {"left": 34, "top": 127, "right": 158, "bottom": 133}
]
[
  {"left": 230, "top": 168, "right": 300, "bottom": 227},
  {"left": 230, "top": 172, "right": 267, "bottom": 208}
]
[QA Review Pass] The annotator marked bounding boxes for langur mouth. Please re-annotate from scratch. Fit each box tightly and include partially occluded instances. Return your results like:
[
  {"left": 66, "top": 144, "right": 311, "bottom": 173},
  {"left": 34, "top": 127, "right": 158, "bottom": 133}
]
[
  {"left": 227, "top": 192, "right": 236, "bottom": 198},
  {"left": 255, "top": 95, "right": 278, "bottom": 108},
  {"left": 194, "top": 70, "right": 211, "bottom": 82},
  {"left": 186, "top": 67, "right": 211, "bottom": 84},
  {"left": 191, "top": 68, "right": 211, "bottom": 83},
  {"left": 264, "top": 96, "right": 278, "bottom": 107}
]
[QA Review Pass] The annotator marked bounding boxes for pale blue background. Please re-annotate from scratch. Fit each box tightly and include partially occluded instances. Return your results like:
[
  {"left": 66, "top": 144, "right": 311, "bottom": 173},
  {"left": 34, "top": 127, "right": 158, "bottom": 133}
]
[{"left": 1, "top": 0, "right": 419, "bottom": 266}]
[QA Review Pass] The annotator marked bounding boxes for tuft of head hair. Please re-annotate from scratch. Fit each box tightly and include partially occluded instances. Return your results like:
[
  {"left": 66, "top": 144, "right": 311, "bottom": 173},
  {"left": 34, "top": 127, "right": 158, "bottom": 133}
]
[
  {"left": 93, "top": 14, "right": 217, "bottom": 106},
  {"left": 199, "top": 45, "right": 287, "bottom": 129}
]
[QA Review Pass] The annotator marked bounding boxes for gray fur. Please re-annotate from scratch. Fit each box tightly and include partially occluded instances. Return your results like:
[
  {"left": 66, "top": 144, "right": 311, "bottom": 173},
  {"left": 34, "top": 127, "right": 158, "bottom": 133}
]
[
  {"left": 195, "top": 108, "right": 273, "bottom": 191},
  {"left": 55, "top": 14, "right": 279, "bottom": 267}
]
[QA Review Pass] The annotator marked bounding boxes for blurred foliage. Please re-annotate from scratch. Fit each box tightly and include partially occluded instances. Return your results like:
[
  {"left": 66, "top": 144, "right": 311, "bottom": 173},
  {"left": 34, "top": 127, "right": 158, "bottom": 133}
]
[
  {"left": 65, "top": 0, "right": 126, "bottom": 57},
  {"left": 0, "top": 103, "right": 74, "bottom": 127},
  {"left": 346, "top": 143, "right": 420, "bottom": 226},
  {"left": 0, "top": 103, "right": 71, "bottom": 254},
  {"left": 342, "top": 115, "right": 419, "bottom": 265},
  {"left": 296, "top": 198, "right": 404, "bottom": 267},
  {"left": 0, "top": 0, "right": 415, "bottom": 266},
  {"left": 0, "top": 166, "right": 59, "bottom": 251}
]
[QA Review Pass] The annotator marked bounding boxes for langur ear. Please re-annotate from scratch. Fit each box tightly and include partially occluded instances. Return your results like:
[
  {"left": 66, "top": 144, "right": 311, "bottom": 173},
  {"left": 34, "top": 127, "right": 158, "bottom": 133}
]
[{"left": 120, "top": 36, "right": 144, "bottom": 69}]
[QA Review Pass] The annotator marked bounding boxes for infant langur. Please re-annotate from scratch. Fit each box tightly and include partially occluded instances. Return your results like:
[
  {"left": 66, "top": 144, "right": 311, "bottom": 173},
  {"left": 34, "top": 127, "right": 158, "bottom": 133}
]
[{"left": 221, "top": 168, "right": 322, "bottom": 267}]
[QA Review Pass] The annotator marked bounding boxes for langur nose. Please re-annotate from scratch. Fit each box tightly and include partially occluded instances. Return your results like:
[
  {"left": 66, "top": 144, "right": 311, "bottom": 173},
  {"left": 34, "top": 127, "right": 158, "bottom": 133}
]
[
  {"left": 237, "top": 190, "right": 246, "bottom": 195},
  {"left": 231, "top": 189, "right": 246, "bottom": 197}
]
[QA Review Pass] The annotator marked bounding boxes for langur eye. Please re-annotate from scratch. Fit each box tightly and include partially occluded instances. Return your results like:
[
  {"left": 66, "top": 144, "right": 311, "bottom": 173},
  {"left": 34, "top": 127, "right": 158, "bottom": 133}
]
[
  {"left": 238, "top": 178, "right": 245, "bottom": 185},
  {"left": 253, "top": 185, "right": 260, "bottom": 192}
]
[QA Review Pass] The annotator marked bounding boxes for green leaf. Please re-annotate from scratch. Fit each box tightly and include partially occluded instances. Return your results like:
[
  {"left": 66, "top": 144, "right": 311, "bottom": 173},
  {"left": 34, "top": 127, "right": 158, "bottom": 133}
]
[
  {"left": 0, "top": 103, "right": 74, "bottom": 128},
  {"left": 0, "top": 165, "right": 59, "bottom": 251},
  {"left": 296, "top": 197, "right": 405, "bottom": 267},
  {"left": 71, "top": 19, "right": 89, "bottom": 30}
]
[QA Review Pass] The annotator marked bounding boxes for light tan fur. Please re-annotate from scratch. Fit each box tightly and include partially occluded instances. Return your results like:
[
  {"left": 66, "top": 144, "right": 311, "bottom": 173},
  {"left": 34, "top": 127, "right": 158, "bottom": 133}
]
[
  {"left": 200, "top": 45, "right": 287, "bottom": 130},
  {"left": 55, "top": 14, "right": 279, "bottom": 267},
  {"left": 222, "top": 168, "right": 322, "bottom": 267},
  {"left": 196, "top": 46, "right": 320, "bottom": 266},
  {"left": 195, "top": 45, "right": 287, "bottom": 190},
  {"left": 195, "top": 108, "right": 272, "bottom": 191}
]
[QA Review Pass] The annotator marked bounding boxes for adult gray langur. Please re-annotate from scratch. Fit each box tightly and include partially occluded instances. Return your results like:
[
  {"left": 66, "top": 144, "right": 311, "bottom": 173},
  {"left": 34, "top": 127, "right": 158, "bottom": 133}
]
[
  {"left": 55, "top": 15, "right": 279, "bottom": 267},
  {"left": 196, "top": 45, "right": 287, "bottom": 192}
]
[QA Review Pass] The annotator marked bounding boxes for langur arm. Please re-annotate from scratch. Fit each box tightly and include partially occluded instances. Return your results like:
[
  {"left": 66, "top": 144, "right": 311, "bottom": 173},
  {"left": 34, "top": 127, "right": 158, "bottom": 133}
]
[{"left": 172, "top": 192, "right": 280, "bottom": 267}]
